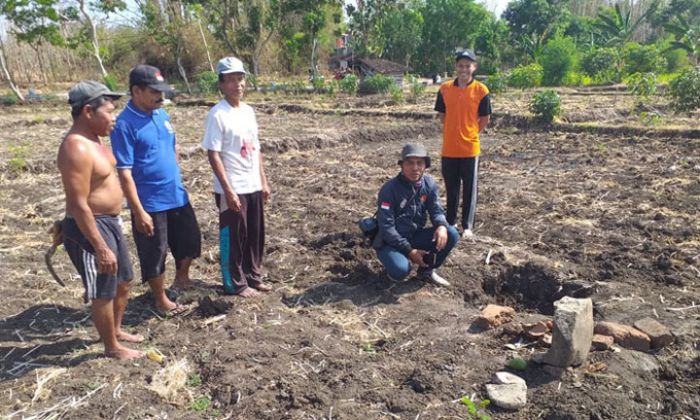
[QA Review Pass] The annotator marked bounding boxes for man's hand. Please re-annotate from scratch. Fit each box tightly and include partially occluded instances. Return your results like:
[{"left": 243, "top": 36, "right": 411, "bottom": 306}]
[
  {"left": 408, "top": 249, "right": 429, "bottom": 267},
  {"left": 262, "top": 182, "right": 271, "bottom": 204},
  {"left": 433, "top": 225, "right": 448, "bottom": 251},
  {"left": 134, "top": 210, "right": 154, "bottom": 237},
  {"left": 225, "top": 190, "right": 242, "bottom": 212},
  {"left": 96, "top": 246, "right": 117, "bottom": 275}
]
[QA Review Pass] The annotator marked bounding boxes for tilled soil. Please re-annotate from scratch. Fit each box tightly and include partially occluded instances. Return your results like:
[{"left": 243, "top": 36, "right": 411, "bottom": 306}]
[{"left": 0, "top": 92, "right": 698, "bottom": 419}]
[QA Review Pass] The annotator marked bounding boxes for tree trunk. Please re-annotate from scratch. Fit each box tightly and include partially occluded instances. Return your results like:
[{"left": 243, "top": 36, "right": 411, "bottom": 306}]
[
  {"left": 79, "top": 0, "right": 108, "bottom": 78},
  {"left": 31, "top": 45, "right": 49, "bottom": 86},
  {"left": 0, "top": 37, "right": 24, "bottom": 101},
  {"left": 176, "top": 54, "right": 192, "bottom": 94},
  {"left": 197, "top": 18, "right": 214, "bottom": 72}
]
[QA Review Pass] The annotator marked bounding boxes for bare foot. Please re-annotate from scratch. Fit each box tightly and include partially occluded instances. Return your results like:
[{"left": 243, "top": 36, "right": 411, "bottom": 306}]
[
  {"left": 238, "top": 288, "right": 260, "bottom": 298},
  {"left": 252, "top": 283, "right": 272, "bottom": 292},
  {"left": 116, "top": 330, "right": 145, "bottom": 343},
  {"left": 105, "top": 344, "right": 145, "bottom": 360},
  {"left": 155, "top": 298, "right": 177, "bottom": 314}
]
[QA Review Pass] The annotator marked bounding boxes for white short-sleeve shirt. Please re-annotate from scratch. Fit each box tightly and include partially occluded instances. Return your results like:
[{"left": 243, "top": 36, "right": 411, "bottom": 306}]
[{"left": 201, "top": 100, "right": 262, "bottom": 195}]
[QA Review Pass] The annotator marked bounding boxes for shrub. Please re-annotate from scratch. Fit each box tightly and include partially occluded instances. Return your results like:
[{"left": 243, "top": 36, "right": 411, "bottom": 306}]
[
  {"left": 539, "top": 36, "right": 578, "bottom": 86},
  {"left": 581, "top": 47, "right": 620, "bottom": 81},
  {"left": 529, "top": 90, "right": 561, "bottom": 123},
  {"left": 485, "top": 72, "right": 508, "bottom": 93},
  {"left": 662, "top": 48, "right": 689, "bottom": 73},
  {"left": 623, "top": 43, "right": 666, "bottom": 75},
  {"left": 562, "top": 72, "right": 592, "bottom": 87},
  {"left": 359, "top": 74, "right": 396, "bottom": 94},
  {"left": 625, "top": 72, "right": 657, "bottom": 98},
  {"left": 406, "top": 74, "right": 426, "bottom": 100},
  {"left": 0, "top": 95, "right": 18, "bottom": 106},
  {"left": 195, "top": 71, "right": 218, "bottom": 95},
  {"left": 338, "top": 74, "right": 359, "bottom": 95},
  {"left": 390, "top": 84, "right": 404, "bottom": 103},
  {"left": 507, "top": 64, "right": 543, "bottom": 88},
  {"left": 668, "top": 67, "right": 700, "bottom": 112},
  {"left": 311, "top": 74, "right": 325, "bottom": 92},
  {"left": 103, "top": 74, "right": 120, "bottom": 92}
]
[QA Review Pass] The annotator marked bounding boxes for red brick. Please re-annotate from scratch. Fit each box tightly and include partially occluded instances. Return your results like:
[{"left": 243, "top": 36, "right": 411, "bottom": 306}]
[
  {"left": 474, "top": 304, "right": 515, "bottom": 330},
  {"left": 594, "top": 321, "right": 650, "bottom": 352}
]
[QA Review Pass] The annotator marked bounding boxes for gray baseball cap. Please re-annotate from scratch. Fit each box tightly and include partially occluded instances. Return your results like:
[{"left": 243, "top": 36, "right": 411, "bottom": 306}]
[
  {"left": 68, "top": 80, "right": 123, "bottom": 109},
  {"left": 455, "top": 49, "right": 477, "bottom": 63},
  {"left": 216, "top": 56, "right": 246, "bottom": 75},
  {"left": 398, "top": 143, "right": 431, "bottom": 168}
]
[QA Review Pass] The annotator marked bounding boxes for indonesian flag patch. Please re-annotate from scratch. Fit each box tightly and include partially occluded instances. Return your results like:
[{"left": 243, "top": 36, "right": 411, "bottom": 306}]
[{"left": 381, "top": 202, "right": 391, "bottom": 210}]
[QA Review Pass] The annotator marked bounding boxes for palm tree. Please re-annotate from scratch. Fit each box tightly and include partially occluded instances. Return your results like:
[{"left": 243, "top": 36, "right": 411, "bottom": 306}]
[
  {"left": 595, "top": 3, "right": 654, "bottom": 48},
  {"left": 664, "top": 15, "right": 699, "bottom": 65}
]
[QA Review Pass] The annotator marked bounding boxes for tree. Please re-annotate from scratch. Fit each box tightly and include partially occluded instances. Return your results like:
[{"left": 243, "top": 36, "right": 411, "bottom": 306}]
[
  {"left": 664, "top": 15, "right": 699, "bottom": 64},
  {"left": 595, "top": 3, "right": 655, "bottom": 48},
  {"left": 382, "top": 5, "right": 423, "bottom": 67},
  {"left": 503, "top": 0, "right": 572, "bottom": 47},
  {"left": 0, "top": 0, "right": 72, "bottom": 84},
  {"left": 418, "top": 0, "right": 491, "bottom": 75},
  {"left": 75, "top": 0, "right": 126, "bottom": 78}
]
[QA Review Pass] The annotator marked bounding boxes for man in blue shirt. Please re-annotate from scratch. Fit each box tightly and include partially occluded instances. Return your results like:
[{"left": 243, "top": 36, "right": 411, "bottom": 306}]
[
  {"left": 111, "top": 65, "right": 201, "bottom": 314},
  {"left": 374, "top": 144, "right": 459, "bottom": 287}
]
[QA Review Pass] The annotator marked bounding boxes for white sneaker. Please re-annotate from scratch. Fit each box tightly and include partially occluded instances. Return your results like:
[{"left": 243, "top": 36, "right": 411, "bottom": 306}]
[
  {"left": 461, "top": 229, "right": 474, "bottom": 239},
  {"left": 427, "top": 271, "right": 450, "bottom": 287}
]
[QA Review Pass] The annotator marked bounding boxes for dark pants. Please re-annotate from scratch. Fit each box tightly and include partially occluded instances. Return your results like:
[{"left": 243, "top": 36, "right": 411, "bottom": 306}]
[
  {"left": 215, "top": 191, "right": 265, "bottom": 295},
  {"left": 441, "top": 156, "right": 479, "bottom": 230},
  {"left": 376, "top": 226, "right": 460, "bottom": 281}
]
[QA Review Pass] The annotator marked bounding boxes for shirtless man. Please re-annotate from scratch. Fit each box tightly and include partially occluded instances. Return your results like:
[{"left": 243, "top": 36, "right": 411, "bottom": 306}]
[{"left": 57, "top": 80, "right": 144, "bottom": 360}]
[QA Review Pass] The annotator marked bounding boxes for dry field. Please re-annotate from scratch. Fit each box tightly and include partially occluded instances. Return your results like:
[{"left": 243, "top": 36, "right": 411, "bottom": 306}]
[{"left": 0, "top": 88, "right": 698, "bottom": 419}]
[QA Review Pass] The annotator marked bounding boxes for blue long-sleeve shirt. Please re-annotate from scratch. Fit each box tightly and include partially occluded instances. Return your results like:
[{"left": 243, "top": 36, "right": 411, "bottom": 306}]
[{"left": 375, "top": 173, "right": 448, "bottom": 254}]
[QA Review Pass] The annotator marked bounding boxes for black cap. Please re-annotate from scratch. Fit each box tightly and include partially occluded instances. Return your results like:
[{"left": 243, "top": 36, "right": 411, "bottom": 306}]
[
  {"left": 129, "top": 64, "right": 173, "bottom": 93},
  {"left": 455, "top": 49, "right": 477, "bottom": 63},
  {"left": 68, "top": 80, "right": 123, "bottom": 109}
]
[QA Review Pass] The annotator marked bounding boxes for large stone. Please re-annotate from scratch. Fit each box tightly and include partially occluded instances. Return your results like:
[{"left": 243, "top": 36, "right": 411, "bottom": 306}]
[
  {"left": 486, "top": 382, "right": 527, "bottom": 410},
  {"left": 474, "top": 304, "right": 515, "bottom": 330},
  {"left": 595, "top": 321, "right": 651, "bottom": 352},
  {"left": 543, "top": 297, "right": 593, "bottom": 367},
  {"left": 633, "top": 318, "right": 673, "bottom": 349},
  {"left": 492, "top": 371, "right": 526, "bottom": 386}
]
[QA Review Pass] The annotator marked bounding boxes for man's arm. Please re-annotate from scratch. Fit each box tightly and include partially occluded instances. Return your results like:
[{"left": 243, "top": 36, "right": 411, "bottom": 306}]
[
  {"left": 207, "top": 150, "right": 241, "bottom": 212},
  {"left": 259, "top": 152, "right": 271, "bottom": 203},
  {"left": 58, "top": 140, "right": 116, "bottom": 274},
  {"left": 434, "top": 90, "right": 446, "bottom": 125},
  {"left": 118, "top": 169, "right": 153, "bottom": 236},
  {"left": 478, "top": 115, "right": 490, "bottom": 132}
]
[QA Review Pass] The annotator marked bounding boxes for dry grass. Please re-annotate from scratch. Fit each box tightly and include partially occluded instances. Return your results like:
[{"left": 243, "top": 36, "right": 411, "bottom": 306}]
[{"left": 147, "top": 357, "right": 191, "bottom": 404}]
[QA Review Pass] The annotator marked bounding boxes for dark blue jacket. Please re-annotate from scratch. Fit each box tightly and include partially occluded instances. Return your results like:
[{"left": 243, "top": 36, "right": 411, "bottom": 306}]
[{"left": 374, "top": 173, "right": 448, "bottom": 253}]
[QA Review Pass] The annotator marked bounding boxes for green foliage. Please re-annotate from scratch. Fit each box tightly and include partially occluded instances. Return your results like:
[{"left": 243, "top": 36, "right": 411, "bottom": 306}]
[
  {"left": 625, "top": 72, "right": 657, "bottom": 98},
  {"left": 406, "top": 74, "right": 426, "bottom": 101},
  {"left": 390, "top": 84, "right": 404, "bottom": 104},
  {"left": 187, "top": 373, "right": 202, "bottom": 388},
  {"left": 503, "top": 0, "right": 571, "bottom": 46},
  {"left": 103, "top": 74, "right": 120, "bottom": 92},
  {"left": 189, "top": 396, "right": 211, "bottom": 411},
  {"left": 0, "top": 95, "right": 19, "bottom": 106},
  {"left": 529, "top": 90, "right": 561, "bottom": 122},
  {"left": 623, "top": 43, "right": 666, "bottom": 75},
  {"left": 507, "top": 64, "right": 543, "bottom": 88},
  {"left": 668, "top": 67, "right": 700, "bottom": 112},
  {"left": 581, "top": 48, "right": 621, "bottom": 80},
  {"left": 195, "top": 71, "right": 218, "bottom": 95},
  {"left": 485, "top": 72, "right": 508, "bottom": 93},
  {"left": 338, "top": 74, "right": 359, "bottom": 95},
  {"left": 562, "top": 72, "right": 592, "bottom": 86},
  {"left": 595, "top": 3, "right": 655, "bottom": 48},
  {"left": 663, "top": 48, "right": 689, "bottom": 73},
  {"left": 460, "top": 395, "right": 491, "bottom": 420},
  {"left": 539, "top": 36, "right": 578, "bottom": 86},
  {"left": 639, "top": 111, "right": 662, "bottom": 126},
  {"left": 359, "top": 74, "right": 396, "bottom": 94},
  {"left": 7, "top": 143, "right": 28, "bottom": 174},
  {"left": 311, "top": 74, "right": 325, "bottom": 92}
]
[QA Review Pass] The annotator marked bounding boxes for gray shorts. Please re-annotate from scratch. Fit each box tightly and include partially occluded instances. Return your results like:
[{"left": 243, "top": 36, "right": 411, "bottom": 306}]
[{"left": 62, "top": 215, "right": 133, "bottom": 303}]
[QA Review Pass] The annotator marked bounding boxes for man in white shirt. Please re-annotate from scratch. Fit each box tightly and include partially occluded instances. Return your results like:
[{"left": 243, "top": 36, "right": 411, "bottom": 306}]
[{"left": 201, "top": 57, "right": 271, "bottom": 297}]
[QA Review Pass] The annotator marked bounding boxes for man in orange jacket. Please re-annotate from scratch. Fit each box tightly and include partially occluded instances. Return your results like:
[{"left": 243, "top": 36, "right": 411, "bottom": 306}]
[{"left": 435, "top": 49, "right": 492, "bottom": 238}]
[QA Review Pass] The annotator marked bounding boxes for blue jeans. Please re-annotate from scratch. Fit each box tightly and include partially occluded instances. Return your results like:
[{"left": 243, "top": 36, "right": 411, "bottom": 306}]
[{"left": 376, "top": 226, "right": 459, "bottom": 280}]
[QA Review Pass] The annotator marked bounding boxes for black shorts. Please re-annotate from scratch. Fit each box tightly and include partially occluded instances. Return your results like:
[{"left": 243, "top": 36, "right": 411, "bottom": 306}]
[
  {"left": 62, "top": 215, "right": 133, "bottom": 303},
  {"left": 132, "top": 202, "right": 201, "bottom": 281}
]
